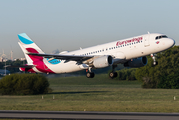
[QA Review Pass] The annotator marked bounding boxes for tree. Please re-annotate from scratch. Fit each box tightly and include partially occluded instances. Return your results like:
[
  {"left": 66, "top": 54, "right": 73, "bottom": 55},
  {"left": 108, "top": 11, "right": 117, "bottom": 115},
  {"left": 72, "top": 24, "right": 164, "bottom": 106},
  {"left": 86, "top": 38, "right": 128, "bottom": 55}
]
[{"left": 135, "top": 46, "right": 179, "bottom": 89}]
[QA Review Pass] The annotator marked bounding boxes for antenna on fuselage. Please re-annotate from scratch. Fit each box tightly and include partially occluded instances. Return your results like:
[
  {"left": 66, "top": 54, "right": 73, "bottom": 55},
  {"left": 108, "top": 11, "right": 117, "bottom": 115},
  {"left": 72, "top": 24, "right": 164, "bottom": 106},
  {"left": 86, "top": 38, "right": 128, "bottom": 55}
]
[{"left": 147, "top": 31, "right": 150, "bottom": 34}]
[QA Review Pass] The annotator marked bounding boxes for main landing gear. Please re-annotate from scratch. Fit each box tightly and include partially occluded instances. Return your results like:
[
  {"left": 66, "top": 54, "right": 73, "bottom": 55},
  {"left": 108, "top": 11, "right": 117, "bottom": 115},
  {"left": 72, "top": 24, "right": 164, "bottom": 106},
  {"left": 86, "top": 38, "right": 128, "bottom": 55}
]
[
  {"left": 86, "top": 65, "right": 118, "bottom": 79},
  {"left": 86, "top": 67, "right": 95, "bottom": 78},
  {"left": 109, "top": 65, "right": 118, "bottom": 79},
  {"left": 151, "top": 54, "right": 158, "bottom": 66}
]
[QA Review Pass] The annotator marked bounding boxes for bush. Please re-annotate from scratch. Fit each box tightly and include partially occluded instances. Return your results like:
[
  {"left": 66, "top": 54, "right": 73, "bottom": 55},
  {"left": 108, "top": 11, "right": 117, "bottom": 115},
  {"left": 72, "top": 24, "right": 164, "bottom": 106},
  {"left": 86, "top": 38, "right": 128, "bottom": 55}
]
[
  {"left": 118, "top": 68, "right": 137, "bottom": 80},
  {"left": 0, "top": 74, "right": 51, "bottom": 95}
]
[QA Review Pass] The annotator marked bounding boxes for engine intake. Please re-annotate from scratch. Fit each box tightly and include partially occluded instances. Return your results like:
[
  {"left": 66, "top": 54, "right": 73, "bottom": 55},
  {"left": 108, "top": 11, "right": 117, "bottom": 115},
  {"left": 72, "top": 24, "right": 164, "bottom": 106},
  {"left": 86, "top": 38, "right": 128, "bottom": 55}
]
[
  {"left": 124, "top": 56, "right": 148, "bottom": 68},
  {"left": 93, "top": 55, "right": 113, "bottom": 68}
]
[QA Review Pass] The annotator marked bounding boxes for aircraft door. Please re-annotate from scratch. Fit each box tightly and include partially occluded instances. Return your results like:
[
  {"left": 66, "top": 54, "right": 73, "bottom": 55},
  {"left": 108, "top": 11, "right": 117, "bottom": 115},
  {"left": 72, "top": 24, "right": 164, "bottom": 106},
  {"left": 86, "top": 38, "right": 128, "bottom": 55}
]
[{"left": 144, "top": 34, "right": 150, "bottom": 47}]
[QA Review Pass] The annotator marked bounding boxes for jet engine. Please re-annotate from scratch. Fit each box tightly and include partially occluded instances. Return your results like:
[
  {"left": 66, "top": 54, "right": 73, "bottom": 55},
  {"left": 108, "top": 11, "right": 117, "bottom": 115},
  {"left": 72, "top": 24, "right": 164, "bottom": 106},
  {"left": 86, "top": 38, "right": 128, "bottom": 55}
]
[
  {"left": 93, "top": 55, "right": 113, "bottom": 68},
  {"left": 124, "top": 56, "right": 148, "bottom": 68}
]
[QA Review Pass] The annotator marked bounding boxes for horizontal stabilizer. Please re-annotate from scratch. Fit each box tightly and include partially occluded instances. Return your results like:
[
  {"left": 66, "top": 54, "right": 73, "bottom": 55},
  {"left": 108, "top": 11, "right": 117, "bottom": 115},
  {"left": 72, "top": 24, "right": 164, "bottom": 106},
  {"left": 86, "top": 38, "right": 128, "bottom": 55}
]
[{"left": 5, "top": 65, "right": 34, "bottom": 68}]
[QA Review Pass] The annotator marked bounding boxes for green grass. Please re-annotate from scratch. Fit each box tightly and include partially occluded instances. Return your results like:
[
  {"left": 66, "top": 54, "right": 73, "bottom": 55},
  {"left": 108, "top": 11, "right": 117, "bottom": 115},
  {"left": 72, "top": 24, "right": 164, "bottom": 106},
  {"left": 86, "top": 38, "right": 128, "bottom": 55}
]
[{"left": 0, "top": 74, "right": 179, "bottom": 113}]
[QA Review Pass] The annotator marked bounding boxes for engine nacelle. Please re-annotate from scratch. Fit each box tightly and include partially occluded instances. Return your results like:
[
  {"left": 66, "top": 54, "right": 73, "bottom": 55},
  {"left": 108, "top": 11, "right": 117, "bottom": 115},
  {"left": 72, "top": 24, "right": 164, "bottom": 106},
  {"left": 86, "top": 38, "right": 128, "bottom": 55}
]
[
  {"left": 124, "top": 56, "right": 148, "bottom": 68},
  {"left": 93, "top": 55, "right": 113, "bottom": 68}
]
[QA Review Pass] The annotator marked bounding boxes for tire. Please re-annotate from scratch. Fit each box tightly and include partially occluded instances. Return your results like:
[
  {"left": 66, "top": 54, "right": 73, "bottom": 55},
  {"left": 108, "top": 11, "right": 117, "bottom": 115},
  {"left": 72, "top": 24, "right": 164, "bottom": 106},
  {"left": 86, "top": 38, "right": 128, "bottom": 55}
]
[
  {"left": 109, "top": 72, "right": 117, "bottom": 79},
  {"left": 152, "top": 61, "right": 158, "bottom": 66},
  {"left": 90, "top": 72, "right": 95, "bottom": 78},
  {"left": 114, "top": 72, "right": 118, "bottom": 78},
  {"left": 86, "top": 72, "right": 95, "bottom": 78}
]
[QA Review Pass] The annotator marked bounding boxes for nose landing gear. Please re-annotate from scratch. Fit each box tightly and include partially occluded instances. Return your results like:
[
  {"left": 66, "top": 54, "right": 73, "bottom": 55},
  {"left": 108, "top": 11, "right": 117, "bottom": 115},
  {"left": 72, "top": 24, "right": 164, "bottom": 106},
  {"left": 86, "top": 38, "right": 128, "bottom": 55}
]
[{"left": 151, "top": 54, "right": 158, "bottom": 66}]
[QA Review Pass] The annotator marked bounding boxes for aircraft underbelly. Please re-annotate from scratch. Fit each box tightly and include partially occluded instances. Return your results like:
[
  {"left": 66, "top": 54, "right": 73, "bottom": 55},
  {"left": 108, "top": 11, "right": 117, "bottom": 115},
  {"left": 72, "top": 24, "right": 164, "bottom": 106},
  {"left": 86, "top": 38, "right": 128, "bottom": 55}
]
[{"left": 46, "top": 61, "right": 82, "bottom": 73}]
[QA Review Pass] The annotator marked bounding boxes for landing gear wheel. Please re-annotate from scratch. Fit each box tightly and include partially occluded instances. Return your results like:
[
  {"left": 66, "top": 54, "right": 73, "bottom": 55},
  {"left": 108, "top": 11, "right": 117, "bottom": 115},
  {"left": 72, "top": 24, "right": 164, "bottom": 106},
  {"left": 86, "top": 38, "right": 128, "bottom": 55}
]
[
  {"left": 86, "top": 72, "right": 95, "bottom": 78},
  {"left": 109, "top": 72, "right": 118, "bottom": 79},
  {"left": 152, "top": 61, "right": 158, "bottom": 66},
  {"left": 153, "top": 61, "right": 158, "bottom": 66}
]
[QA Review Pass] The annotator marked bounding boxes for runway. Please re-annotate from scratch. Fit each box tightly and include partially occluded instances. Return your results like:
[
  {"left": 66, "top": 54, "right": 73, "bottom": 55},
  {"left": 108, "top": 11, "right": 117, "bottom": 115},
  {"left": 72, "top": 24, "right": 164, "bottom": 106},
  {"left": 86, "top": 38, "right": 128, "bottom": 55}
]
[{"left": 1, "top": 110, "right": 179, "bottom": 120}]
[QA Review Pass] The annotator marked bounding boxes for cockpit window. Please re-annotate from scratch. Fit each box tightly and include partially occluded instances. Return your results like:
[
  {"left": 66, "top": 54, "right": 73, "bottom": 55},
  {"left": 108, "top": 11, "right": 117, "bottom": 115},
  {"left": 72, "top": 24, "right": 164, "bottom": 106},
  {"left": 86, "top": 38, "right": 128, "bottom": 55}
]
[{"left": 155, "top": 35, "right": 168, "bottom": 40}]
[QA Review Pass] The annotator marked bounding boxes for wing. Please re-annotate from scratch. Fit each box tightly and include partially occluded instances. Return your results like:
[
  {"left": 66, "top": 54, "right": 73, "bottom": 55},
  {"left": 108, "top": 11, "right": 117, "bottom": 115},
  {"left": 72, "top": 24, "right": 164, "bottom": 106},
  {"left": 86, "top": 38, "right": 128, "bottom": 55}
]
[{"left": 28, "top": 53, "right": 94, "bottom": 61}]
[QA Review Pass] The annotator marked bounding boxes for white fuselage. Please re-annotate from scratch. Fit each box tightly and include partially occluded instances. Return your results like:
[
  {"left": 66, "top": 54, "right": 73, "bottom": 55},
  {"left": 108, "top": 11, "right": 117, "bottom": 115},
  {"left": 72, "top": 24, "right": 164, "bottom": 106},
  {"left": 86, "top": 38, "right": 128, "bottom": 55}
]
[{"left": 35, "top": 33, "right": 174, "bottom": 73}]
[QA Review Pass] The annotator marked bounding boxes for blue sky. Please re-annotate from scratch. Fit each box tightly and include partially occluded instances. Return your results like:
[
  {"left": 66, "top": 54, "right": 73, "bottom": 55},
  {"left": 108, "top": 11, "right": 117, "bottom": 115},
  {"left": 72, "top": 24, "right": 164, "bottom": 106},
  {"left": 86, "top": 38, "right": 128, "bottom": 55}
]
[{"left": 0, "top": 0, "right": 179, "bottom": 59}]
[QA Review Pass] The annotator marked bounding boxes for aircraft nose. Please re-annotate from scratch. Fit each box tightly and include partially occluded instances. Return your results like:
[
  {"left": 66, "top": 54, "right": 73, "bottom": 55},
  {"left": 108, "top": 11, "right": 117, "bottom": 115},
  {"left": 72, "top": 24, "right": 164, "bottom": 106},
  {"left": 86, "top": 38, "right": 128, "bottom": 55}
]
[
  {"left": 169, "top": 38, "right": 175, "bottom": 47},
  {"left": 166, "top": 38, "right": 175, "bottom": 48}
]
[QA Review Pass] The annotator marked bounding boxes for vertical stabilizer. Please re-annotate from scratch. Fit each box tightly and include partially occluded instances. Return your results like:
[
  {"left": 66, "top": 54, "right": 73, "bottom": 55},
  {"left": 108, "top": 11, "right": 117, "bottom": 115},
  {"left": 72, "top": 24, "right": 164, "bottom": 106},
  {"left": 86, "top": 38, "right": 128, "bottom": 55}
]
[{"left": 18, "top": 33, "right": 44, "bottom": 64}]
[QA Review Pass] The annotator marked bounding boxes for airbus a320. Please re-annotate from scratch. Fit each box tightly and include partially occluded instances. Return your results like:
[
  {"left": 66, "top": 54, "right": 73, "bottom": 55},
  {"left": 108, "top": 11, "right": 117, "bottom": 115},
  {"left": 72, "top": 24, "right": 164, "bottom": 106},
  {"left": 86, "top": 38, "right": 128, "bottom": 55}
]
[{"left": 15, "top": 33, "right": 175, "bottom": 78}]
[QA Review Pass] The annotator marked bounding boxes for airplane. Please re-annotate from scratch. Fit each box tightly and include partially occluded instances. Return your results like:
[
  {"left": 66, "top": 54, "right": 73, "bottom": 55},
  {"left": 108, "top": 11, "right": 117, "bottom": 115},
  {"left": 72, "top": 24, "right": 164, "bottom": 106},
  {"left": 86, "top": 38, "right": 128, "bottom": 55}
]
[{"left": 15, "top": 32, "right": 175, "bottom": 78}]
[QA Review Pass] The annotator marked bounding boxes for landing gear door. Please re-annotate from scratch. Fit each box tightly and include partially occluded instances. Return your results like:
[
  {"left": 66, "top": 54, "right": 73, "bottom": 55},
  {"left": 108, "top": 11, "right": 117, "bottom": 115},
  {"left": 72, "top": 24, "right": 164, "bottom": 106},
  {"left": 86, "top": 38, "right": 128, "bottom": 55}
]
[{"left": 144, "top": 34, "right": 150, "bottom": 47}]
